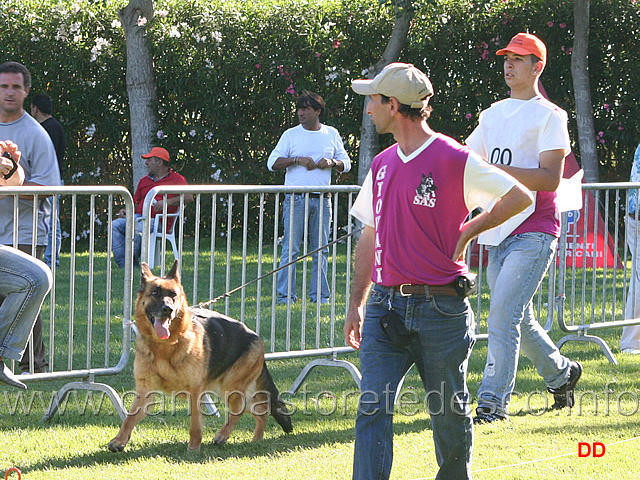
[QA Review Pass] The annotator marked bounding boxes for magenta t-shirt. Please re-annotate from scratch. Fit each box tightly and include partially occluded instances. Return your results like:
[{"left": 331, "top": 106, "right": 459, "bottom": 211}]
[
  {"left": 511, "top": 190, "right": 560, "bottom": 238},
  {"left": 370, "top": 135, "right": 471, "bottom": 286}
]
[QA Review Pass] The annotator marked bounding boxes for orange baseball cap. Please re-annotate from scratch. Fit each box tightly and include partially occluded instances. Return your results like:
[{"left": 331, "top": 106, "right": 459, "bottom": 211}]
[
  {"left": 141, "top": 146, "right": 170, "bottom": 163},
  {"left": 496, "top": 33, "right": 546, "bottom": 66}
]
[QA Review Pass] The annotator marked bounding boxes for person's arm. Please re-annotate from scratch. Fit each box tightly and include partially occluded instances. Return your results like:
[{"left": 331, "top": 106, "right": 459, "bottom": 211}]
[
  {"left": 452, "top": 185, "right": 533, "bottom": 262},
  {"left": 271, "top": 156, "right": 317, "bottom": 171},
  {"left": 343, "top": 225, "right": 375, "bottom": 349},
  {"left": 316, "top": 157, "right": 343, "bottom": 172},
  {"left": 496, "top": 149, "right": 565, "bottom": 192}
]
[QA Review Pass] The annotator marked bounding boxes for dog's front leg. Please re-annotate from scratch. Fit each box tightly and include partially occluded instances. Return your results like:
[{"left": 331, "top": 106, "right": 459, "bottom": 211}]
[
  {"left": 188, "top": 393, "right": 204, "bottom": 451},
  {"left": 108, "top": 390, "right": 156, "bottom": 452}
]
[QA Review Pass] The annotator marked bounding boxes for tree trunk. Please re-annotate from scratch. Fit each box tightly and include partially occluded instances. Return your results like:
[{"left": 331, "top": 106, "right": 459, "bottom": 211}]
[
  {"left": 119, "top": 0, "right": 158, "bottom": 189},
  {"left": 357, "top": 1, "right": 414, "bottom": 185},
  {"left": 571, "top": 0, "right": 599, "bottom": 183}
]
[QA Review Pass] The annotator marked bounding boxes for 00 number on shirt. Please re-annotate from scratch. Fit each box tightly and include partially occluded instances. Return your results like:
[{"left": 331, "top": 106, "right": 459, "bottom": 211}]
[{"left": 489, "top": 147, "right": 512, "bottom": 165}]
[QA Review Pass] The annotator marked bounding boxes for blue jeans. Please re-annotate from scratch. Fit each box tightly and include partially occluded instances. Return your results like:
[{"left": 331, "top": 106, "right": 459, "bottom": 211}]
[
  {"left": 353, "top": 284, "right": 475, "bottom": 480},
  {"left": 277, "top": 194, "right": 331, "bottom": 303},
  {"left": 477, "top": 232, "right": 570, "bottom": 417},
  {"left": 111, "top": 214, "right": 142, "bottom": 268},
  {"left": 0, "top": 245, "right": 52, "bottom": 362},
  {"left": 44, "top": 195, "right": 62, "bottom": 267}
]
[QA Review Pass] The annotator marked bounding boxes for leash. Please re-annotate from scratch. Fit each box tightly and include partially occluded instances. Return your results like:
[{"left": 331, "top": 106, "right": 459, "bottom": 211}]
[{"left": 196, "top": 226, "right": 364, "bottom": 308}]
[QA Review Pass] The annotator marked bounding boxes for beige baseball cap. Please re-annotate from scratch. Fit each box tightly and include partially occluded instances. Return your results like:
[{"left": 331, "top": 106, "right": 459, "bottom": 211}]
[{"left": 351, "top": 63, "right": 434, "bottom": 108}]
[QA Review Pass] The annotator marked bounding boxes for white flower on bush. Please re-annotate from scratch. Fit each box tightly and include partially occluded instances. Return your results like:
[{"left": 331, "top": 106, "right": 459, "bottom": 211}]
[
  {"left": 90, "top": 37, "right": 111, "bottom": 62},
  {"left": 31, "top": 35, "right": 40, "bottom": 42},
  {"left": 325, "top": 66, "right": 339, "bottom": 85},
  {"left": 111, "top": 19, "right": 121, "bottom": 28},
  {"left": 169, "top": 26, "right": 180, "bottom": 38},
  {"left": 70, "top": 22, "right": 81, "bottom": 34},
  {"left": 55, "top": 25, "right": 68, "bottom": 42},
  {"left": 136, "top": 16, "right": 147, "bottom": 27},
  {"left": 212, "top": 31, "right": 223, "bottom": 43},
  {"left": 189, "top": 129, "right": 196, "bottom": 137},
  {"left": 71, "top": 172, "right": 83, "bottom": 183},
  {"left": 211, "top": 169, "right": 222, "bottom": 181},
  {"left": 157, "top": 9, "right": 169, "bottom": 18},
  {"left": 205, "top": 131, "right": 214, "bottom": 141},
  {"left": 71, "top": 3, "right": 81, "bottom": 14},
  {"left": 86, "top": 124, "right": 96, "bottom": 137},
  {"left": 157, "top": 130, "right": 166, "bottom": 139}
]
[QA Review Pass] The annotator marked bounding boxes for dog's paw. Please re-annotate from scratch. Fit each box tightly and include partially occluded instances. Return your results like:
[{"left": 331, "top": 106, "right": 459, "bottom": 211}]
[{"left": 107, "top": 439, "right": 126, "bottom": 452}]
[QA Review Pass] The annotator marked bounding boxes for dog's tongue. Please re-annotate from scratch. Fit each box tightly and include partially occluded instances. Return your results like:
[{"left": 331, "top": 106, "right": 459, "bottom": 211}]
[{"left": 154, "top": 318, "right": 171, "bottom": 339}]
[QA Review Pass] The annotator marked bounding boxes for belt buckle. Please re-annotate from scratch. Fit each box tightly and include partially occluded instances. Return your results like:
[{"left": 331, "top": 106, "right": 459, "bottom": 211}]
[{"left": 398, "top": 284, "right": 411, "bottom": 296}]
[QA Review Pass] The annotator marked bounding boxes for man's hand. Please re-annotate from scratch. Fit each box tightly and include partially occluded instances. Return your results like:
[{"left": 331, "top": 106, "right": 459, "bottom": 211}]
[
  {"left": 297, "top": 156, "right": 317, "bottom": 170},
  {"left": 317, "top": 158, "right": 335, "bottom": 170},
  {"left": 344, "top": 305, "right": 365, "bottom": 350}
]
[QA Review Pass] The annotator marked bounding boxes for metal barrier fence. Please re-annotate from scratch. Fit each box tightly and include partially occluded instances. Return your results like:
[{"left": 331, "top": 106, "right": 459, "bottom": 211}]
[
  {"left": 2, "top": 186, "right": 135, "bottom": 421},
  {"left": 4, "top": 183, "right": 637, "bottom": 416},
  {"left": 555, "top": 183, "right": 640, "bottom": 364}
]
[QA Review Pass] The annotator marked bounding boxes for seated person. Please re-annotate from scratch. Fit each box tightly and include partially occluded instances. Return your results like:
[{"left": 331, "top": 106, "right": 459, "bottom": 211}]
[
  {"left": 111, "top": 147, "right": 192, "bottom": 267},
  {"left": 0, "top": 140, "right": 52, "bottom": 389}
]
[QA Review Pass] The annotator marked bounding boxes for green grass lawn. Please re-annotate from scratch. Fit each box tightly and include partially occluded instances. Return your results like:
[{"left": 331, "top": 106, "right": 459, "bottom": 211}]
[{"left": 2, "top": 247, "right": 640, "bottom": 479}]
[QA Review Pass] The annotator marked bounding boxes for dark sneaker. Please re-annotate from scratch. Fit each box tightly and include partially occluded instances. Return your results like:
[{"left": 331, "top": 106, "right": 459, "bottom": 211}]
[
  {"left": 548, "top": 361, "right": 582, "bottom": 409},
  {"left": 473, "top": 406, "right": 507, "bottom": 425}
]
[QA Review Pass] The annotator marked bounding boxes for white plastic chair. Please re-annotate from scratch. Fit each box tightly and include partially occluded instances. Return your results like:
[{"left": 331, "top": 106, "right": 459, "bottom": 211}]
[{"left": 139, "top": 211, "right": 180, "bottom": 269}]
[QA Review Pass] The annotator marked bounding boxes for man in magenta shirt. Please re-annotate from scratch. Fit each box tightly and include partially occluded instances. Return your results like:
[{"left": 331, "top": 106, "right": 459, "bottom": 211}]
[{"left": 344, "top": 63, "right": 533, "bottom": 480}]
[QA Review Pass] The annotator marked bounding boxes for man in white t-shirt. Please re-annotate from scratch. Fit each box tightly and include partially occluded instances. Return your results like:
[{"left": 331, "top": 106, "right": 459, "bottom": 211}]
[
  {"left": 344, "top": 63, "right": 532, "bottom": 480},
  {"left": 267, "top": 91, "right": 351, "bottom": 304},
  {"left": 466, "top": 32, "right": 582, "bottom": 424}
]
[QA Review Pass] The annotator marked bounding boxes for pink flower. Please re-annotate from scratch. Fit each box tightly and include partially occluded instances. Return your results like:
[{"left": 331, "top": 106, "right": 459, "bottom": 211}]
[
  {"left": 465, "top": 113, "right": 472, "bottom": 119},
  {"left": 136, "top": 16, "right": 147, "bottom": 26},
  {"left": 559, "top": 23, "right": 567, "bottom": 28},
  {"left": 603, "top": 103, "right": 610, "bottom": 111},
  {"left": 618, "top": 125, "right": 624, "bottom": 131},
  {"left": 255, "top": 64, "right": 261, "bottom": 69},
  {"left": 315, "top": 53, "right": 322, "bottom": 57},
  {"left": 547, "top": 21, "right": 554, "bottom": 27},
  {"left": 285, "top": 84, "right": 296, "bottom": 96},
  {"left": 598, "top": 131, "right": 604, "bottom": 136},
  {"left": 600, "top": 139, "right": 605, "bottom": 144},
  {"left": 481, "top": 50, "right": 489, "bottom": 60},
  {"left": 333, "top": 39, "right": 340, "bottom": 48}
]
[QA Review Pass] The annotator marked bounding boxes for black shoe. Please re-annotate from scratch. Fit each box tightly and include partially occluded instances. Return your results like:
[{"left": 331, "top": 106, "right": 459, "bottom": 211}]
[
  {"left": 473, "top": 406, "right": 507, "bottom": 425},
  {"left": 548, "top": 361, "right": 582, "bottom": 409},
  {"left": 0, "top": 363, "right": 27, "bottom": 390}
]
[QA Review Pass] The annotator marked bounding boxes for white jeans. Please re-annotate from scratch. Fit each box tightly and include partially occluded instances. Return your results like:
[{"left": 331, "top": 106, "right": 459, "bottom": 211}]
[{"left": 621, "top": 217, "right": 640, "bottom": 350}]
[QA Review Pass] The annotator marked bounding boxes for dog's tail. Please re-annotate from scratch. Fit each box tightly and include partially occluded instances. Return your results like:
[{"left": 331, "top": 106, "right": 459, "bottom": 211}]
[{"left": 260, "top": 365, "right": 293, "bottom": 434}]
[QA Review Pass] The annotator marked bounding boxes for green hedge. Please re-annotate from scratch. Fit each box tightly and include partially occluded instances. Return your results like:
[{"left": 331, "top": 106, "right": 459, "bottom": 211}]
[{"left": 1, "top": 0, "right": 640, "bottom": 234}]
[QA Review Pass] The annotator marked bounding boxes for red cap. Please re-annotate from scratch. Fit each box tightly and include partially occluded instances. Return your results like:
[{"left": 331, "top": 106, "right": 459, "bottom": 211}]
[
  {"left": 141, "top": 147, "right": 170, "bottom": 163},
  {"left": 496, "top": 33, "right": 546, "bottom": 66}
]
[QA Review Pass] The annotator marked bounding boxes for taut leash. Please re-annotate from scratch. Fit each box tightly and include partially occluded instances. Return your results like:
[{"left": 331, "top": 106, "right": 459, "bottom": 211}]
[{"left": 196, "top": 226, "right": 364, "bottom": 308}]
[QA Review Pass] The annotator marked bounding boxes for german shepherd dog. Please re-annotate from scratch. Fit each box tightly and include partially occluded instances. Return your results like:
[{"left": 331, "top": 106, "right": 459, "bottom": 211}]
[{"left": 108, "top": 261, "right": 292, "bottom": 452}]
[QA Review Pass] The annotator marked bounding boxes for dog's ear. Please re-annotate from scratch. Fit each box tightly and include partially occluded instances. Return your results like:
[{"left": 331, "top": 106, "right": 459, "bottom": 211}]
[
  {"left": 141, "top": 263, "right": 153, "bottom": 279},
  {"left": 166, "top": 260, "right": 180, "bottom": 282}
]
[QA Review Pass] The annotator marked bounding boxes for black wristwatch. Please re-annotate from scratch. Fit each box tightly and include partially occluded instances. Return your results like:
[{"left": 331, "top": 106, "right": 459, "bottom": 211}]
[{"left": 2, "top": 152, "right": 18, "bottom": 180}]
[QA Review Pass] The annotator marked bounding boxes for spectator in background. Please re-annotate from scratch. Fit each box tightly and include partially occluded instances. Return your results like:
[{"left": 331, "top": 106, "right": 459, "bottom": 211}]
[
  {"left": 267, "top": 91, "right": 351, "bottom": 304},
  {"left": 621, "top": 143, "right": 640, "bottom": 354},
  {"left": 31, "top": 92, "right": 66, "bottom": 267},
  {"left": 0, "top": 61, "right": 61, "bottom": 375},
  {"left": 111, "top": 147, "right": 192, "bottom": 268},
  {"left": 0, "top": 140, "right": 52, "bottom": 389}
]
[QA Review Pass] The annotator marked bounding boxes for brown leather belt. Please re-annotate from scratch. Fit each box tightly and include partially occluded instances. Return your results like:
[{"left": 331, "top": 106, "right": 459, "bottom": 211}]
[{"left": 393, "top": 283, "right": 459, "bottom": 297}]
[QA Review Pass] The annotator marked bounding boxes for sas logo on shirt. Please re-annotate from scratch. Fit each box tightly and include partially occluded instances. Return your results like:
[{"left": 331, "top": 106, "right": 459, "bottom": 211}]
[{"left": 414, "top": 172, "right": 437, "bottom": 208}]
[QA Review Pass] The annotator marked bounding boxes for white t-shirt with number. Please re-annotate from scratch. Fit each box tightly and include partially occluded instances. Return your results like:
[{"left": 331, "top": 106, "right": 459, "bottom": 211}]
[{"left": 466, "top": 96, "right": 571, "bottom": 245}]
